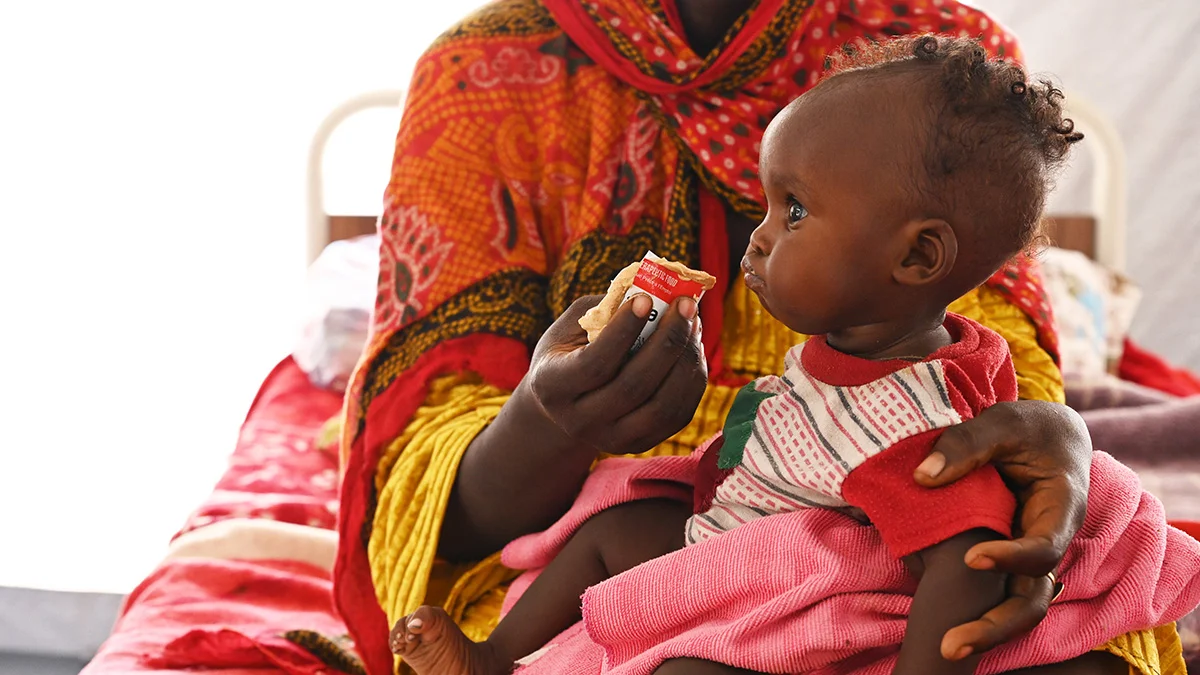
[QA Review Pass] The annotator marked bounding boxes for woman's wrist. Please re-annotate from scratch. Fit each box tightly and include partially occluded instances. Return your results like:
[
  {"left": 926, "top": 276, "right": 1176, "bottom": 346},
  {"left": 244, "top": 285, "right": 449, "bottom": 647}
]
[{"left": 443, "top": 380, "right": 600, "bottom": 560}]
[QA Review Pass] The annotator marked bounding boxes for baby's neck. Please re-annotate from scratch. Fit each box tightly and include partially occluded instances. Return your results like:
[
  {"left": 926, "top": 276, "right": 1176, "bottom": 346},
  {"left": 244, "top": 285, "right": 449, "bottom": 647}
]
[{"left": 824, "top": 310, "right": 952, "bottom": 362}]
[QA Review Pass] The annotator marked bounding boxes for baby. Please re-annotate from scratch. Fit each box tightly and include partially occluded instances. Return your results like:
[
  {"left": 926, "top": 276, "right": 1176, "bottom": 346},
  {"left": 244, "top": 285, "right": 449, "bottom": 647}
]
[{"left": 389, "top": 35, "right": 1189, "bottom": 675}]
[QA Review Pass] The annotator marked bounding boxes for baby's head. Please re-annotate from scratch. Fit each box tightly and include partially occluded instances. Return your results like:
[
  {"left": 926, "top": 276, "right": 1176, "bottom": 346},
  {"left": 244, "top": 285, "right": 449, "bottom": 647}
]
[{"left": 743, "top": 34, "right": 1081, "bottom": 340}]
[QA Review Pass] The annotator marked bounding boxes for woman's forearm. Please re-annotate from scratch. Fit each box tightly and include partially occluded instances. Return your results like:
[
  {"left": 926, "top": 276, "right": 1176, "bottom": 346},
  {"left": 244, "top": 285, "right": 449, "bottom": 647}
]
[{"left": 437, "top": 379, "right": 599, "bottom": 562}]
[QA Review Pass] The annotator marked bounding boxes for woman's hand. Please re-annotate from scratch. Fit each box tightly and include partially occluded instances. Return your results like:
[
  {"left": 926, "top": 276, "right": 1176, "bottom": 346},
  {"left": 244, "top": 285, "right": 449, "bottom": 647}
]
[
  {"left": 914, "top": 400, "right": 1092, "bottom": 658},
  {"left": 524, "top": 293, "right": 709, "bottom": 456},
  {"left": 441, "top": 293, "right": 707, "bottom": 561}
]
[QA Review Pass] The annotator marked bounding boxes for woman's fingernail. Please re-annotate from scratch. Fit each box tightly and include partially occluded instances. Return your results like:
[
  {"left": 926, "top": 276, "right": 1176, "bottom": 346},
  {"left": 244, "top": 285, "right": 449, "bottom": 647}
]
[
  {"left": 966, "top": 552, "right": 995, "bottom": 570},
  {"left": 917, "top": 453, "right": 945, "bottom": 478},
  {"left": 954, "top": 646, "right": 973, "bottom": 661},
  {"left": 679, "top": 297, "right": 698, "bottom": 320},
  {"left": 631, "top": 294, "right": 652, "bottom": 318}
]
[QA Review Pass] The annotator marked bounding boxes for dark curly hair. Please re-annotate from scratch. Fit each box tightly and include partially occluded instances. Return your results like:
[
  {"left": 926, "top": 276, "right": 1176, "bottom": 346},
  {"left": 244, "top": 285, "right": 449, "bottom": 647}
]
[{"left": 826, "top": 34, "right": 1083, "bottom": 283}]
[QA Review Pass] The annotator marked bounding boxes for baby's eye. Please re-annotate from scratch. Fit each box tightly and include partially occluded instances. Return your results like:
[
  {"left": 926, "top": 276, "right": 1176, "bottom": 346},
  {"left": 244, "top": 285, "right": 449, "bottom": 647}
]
[{"left": 787, "top": 198, "right": 809, "bottom": 225}]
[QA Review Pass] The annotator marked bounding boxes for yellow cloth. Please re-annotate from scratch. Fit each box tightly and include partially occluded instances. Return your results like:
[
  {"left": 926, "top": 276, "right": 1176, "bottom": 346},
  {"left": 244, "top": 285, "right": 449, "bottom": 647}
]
[{"left": 368, "top": 283, "right": 1181, "bottom": 675}]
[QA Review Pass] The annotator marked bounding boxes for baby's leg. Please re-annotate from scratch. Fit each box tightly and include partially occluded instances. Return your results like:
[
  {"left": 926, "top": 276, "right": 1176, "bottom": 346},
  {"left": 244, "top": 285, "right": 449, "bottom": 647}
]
[
  {"left": 488, "top": 498, "right": 691, "bottom": 661},
  {"left": 392, "top": 498, "right": 691, "bottom": 675}
]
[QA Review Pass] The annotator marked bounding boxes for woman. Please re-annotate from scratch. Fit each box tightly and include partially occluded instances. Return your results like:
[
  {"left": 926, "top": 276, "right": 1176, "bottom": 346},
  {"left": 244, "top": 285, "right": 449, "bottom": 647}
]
[{"left": 333, "top": 1, "right": 1181, "bottom": 673}]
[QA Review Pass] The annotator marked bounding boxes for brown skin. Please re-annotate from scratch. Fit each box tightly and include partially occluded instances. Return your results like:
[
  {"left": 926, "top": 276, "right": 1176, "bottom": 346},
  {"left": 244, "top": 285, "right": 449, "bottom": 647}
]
[
  {"left": 744, "top": 74, "right": 960, "bottom": 358},
  {"left": 920, "top": 399, "right": 1095, "bottom": 655},
  {"left": 900, "top": 530, "right": 1008, "bottom": 673},
  {"left": 440, "top": 293, "right": 706, "bottom": 562},
  {"left": 674, "top": 0, "right": 755, "bottom": 55},
  {"left": 750, "top": 75, "right": 968, "bottom": 670},
  {"left": 710, "top": 73, "right": 1103, "bottom": 675}
]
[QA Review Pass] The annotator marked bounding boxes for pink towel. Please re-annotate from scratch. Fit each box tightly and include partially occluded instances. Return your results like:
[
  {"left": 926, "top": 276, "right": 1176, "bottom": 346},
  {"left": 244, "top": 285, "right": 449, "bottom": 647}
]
[
  {"left": 500, "top": 454, "right": 697, "bottom": 614},
  {"left": 501, "top": 452, "right": 1200, "bottom": 674}
]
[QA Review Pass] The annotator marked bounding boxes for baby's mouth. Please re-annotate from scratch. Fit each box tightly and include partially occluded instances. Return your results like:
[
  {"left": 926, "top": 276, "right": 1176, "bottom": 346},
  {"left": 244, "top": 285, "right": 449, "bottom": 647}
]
[{"left": 741, "top": 256, "right": 765, "bottom": 291}]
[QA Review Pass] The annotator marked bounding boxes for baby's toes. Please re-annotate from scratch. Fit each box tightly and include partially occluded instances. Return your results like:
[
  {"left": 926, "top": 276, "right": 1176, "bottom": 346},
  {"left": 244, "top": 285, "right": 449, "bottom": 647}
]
[
  {"left": 389, "top": 614, "right": 420, "bottom": 654},
  {"left": 405, "top": 605, "right": 446, "bottom": 642}
]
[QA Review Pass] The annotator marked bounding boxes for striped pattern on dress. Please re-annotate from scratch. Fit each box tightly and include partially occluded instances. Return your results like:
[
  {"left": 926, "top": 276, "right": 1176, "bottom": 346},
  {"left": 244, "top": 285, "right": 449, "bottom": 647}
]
[{"left": 686, "top": 342, "right": 963, "bottom": 545}]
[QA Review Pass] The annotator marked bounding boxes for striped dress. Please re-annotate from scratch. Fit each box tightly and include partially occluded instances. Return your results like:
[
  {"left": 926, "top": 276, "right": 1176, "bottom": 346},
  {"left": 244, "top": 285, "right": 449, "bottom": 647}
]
[{"left": 688, "top": 313, "right": 1017, "bottom": 555}]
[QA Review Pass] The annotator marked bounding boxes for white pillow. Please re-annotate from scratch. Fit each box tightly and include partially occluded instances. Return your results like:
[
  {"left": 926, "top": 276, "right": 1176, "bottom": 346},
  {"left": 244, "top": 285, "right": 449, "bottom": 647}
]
[
  {"left": 1039, "top": 247, "right": 1141, "bottom": 382},
  {"left": 293, "top": 235, "right": 380, "bottom": 391}
]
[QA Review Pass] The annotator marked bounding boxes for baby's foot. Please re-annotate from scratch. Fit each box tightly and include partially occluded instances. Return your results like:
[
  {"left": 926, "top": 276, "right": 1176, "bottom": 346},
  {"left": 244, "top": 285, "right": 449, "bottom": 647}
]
[{"left": 390, "top": 606, "right": 511, "bottom": 675}]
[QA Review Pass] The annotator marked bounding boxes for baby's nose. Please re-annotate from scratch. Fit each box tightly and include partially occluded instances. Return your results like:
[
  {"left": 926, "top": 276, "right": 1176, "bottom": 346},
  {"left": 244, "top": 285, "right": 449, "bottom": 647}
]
[{"left": 748, "top": 221, "right": 772, "bottom": 256}]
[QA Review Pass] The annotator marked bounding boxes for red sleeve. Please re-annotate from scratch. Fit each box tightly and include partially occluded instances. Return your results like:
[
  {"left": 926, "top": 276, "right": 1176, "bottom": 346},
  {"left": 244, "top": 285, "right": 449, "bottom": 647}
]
[
  {"left": 841, "top": 429, "right": 1015, "bottom": 559},
  {"left": 692, "top": 433, "right": 730, "bottom": 514}
]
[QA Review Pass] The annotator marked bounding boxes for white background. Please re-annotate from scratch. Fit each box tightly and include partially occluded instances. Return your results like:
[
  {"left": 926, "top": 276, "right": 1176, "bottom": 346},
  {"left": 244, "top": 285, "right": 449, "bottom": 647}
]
[
  {"left": 1, "top": 1, "right": 1197, "bottom": 594},
  {"left": 0, "top": 0, "right": 487, "bottom": 593},
  {"left": 971, "top": 0, "right": 1200, "bottom": 369}
]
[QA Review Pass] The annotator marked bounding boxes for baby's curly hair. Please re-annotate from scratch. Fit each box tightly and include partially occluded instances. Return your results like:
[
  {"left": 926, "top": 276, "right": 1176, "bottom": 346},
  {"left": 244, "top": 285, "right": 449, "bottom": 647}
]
[{"left": 827, "top": 34, "right": 1083, "bottom": 283}]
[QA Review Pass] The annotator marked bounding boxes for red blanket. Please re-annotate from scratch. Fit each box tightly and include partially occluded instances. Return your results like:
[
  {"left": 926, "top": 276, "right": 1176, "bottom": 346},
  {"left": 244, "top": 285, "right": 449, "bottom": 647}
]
[
  {"left": 1119, "top": 338, "right": 1200, "bottom": 397},
  {"left": 82, "top": 558, "right": 347, "bottom": 675},
  {"left": 174, "top": 357, "right": 344, "bottom": 539}
]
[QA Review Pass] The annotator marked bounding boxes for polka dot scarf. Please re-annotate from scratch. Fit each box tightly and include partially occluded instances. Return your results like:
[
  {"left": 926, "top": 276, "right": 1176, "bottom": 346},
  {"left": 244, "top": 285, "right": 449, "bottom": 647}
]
[{"left": 544, "top": 0, "right": 1022, "bottom": 216}]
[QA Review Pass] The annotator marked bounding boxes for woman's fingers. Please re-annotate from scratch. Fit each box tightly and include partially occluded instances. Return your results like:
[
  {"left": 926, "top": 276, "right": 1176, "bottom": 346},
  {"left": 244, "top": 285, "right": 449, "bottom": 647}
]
[
  {"left": 926, "top": 401, "right": 1087, "bottom": 577},
  {"left": 941, "top": 574, "right": 1054, "bottom": 657},
  {"left": 965, "top": 535, "right": 1063, "bottom": 577},
  {"left": 608, "top": 318, "right": 708, "bottom": 452},
  {"left": 579, "top": 297, "right": 699, "bottom": 420},
  {"left": 916, "top": 403, "right": 1020, "bottom": 487},
  {"left": 966, "top": 483, "right": 1076, "bottom": 576},
  {"left": 537, "top": 295, "right": 704, "bottom": 454},
  {"left": 551, "top": 295, "right": 652, "bottom": 395}
]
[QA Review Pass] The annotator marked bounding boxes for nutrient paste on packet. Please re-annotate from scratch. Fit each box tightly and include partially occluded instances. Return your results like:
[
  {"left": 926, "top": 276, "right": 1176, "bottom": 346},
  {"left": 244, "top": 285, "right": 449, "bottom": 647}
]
[{"left": 578, "top": 251, "right": 716, "bottom": 351}]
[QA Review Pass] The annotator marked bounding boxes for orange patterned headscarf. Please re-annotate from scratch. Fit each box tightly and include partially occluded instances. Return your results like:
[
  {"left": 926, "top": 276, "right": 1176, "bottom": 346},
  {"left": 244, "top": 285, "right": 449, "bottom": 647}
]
[{"left": 335, "top": 2, "right": 1051, "bottom": 672}]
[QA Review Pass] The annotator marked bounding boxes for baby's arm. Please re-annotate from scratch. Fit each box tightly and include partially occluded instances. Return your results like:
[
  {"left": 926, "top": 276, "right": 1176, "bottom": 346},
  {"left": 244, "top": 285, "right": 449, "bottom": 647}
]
[
  {"left": 896, "top": 528, "right": 1008, "bottom": 675},
  {"left": 841, "top": 430, "right": 1018, "bottom": 675}
]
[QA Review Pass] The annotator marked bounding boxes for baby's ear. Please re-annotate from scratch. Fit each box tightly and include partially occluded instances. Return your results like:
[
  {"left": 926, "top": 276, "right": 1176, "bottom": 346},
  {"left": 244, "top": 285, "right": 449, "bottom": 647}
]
[{"left": 893, "top": 219, "right": 957, "bottom": 286}]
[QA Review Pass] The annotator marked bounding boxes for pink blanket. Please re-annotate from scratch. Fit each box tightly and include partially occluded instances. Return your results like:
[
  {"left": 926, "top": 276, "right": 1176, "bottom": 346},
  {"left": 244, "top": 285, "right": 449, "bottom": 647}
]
[{"left": 500, "top": 452, "right": 1200, "bottom": 675}]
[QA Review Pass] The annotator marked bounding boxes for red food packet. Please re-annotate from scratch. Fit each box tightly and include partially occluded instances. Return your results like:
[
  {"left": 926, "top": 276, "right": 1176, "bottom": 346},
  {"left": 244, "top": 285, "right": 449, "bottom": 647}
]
[{"left": 623, "top": 251, "right": 711, "bottom": 351}]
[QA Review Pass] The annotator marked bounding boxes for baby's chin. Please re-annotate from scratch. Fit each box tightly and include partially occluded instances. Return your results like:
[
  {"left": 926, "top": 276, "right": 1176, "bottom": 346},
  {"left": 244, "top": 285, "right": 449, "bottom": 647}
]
[
  {"left": 746, "top": 281, "right": 771, "bottom": 311},
  {"left": 752, "top": 289, "right": 829, "bottom": 336},
  {"left": 750, "top": 287, "right": 796, "bottom": 331}
]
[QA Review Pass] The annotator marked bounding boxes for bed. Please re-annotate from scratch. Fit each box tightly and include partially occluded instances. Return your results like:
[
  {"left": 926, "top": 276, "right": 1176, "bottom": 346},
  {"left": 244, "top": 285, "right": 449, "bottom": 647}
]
[{"left": 81, "top": 89, "right": 1200, "bottom": 675}]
